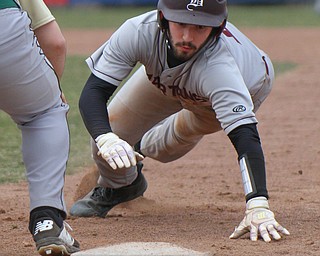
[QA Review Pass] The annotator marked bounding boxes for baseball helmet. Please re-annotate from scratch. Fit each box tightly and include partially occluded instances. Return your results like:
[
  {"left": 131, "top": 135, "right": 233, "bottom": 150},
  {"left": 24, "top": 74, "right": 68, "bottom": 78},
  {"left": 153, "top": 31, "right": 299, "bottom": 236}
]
[{"left": 157, "top": 0, "right": 228, "bottom": 29}]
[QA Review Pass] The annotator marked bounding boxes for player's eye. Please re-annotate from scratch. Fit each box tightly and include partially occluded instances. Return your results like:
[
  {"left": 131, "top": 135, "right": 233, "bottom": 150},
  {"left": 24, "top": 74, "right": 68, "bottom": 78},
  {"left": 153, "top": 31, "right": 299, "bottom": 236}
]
[{"left": 178, "top": 22, "right": 187, "bottom": 27}]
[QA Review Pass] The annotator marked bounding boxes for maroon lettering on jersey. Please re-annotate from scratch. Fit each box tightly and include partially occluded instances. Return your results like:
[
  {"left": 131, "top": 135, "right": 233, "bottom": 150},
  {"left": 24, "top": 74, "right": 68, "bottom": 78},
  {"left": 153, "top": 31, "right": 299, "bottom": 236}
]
[
  {"left": 150, "top": 75, "right": 167, "bottom": 95},
  {"left": 168, "top": 85, "right": 207, "bottom": 103},
  {"left": 148, "top": 74, "right": 208, "bottom": 103}
]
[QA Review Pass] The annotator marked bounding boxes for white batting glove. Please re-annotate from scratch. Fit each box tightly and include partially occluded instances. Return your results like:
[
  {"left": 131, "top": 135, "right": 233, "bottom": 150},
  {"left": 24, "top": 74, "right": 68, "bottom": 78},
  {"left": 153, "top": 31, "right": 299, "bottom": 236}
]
[
  {"left": 95, "top": 132, "right": 144, "bottom": 170},
  {"left": 229, "top": 197, "right": 290, "bottom": 242}
]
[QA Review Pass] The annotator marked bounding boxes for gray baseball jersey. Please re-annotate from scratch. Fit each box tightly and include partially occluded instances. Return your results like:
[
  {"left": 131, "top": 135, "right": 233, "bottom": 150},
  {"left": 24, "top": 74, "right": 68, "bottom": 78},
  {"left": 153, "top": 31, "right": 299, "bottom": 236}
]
[
  {"left": 0, "top": 3, "right": 69, "bottom": 213},
  {"left": 87, "top": 10, "right": 273, "bottom": 135}
]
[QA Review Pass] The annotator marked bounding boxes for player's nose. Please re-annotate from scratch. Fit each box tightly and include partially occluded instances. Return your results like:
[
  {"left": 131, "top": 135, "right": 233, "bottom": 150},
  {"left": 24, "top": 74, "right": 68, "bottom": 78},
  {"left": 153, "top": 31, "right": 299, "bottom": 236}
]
[{"left": 182, "top": 27, "right": 194, "bottom": 42}]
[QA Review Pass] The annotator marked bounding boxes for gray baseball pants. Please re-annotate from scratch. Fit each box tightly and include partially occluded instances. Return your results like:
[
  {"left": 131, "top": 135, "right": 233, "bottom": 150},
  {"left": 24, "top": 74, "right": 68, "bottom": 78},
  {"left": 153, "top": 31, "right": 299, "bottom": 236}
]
[{"left": 0, "top": 8, "right": 69, "bottom": 215}]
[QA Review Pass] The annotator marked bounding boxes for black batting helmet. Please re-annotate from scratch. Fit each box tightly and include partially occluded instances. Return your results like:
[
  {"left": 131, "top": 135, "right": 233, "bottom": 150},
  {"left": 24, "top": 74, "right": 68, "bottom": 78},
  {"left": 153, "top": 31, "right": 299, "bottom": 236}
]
[{"left": 157, "top": 0, "right": 228, "bottom": 30}]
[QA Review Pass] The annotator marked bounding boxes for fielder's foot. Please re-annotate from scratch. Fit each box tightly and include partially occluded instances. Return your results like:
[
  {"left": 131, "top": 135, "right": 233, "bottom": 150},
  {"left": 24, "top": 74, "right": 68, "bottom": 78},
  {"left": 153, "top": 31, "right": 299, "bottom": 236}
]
[
  {"left": 70, "top": 162, "right": 147, "bottom": 218},
  {"left": 29, "top": 207, "right": 80, "bottom": 256}
]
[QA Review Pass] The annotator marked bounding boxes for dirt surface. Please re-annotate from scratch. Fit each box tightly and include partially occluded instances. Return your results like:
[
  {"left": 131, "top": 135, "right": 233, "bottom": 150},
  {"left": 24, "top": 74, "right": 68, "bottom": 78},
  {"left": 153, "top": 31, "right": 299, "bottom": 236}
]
[{"left": 0, "top": 27, "right": 320, "bottom": 256}]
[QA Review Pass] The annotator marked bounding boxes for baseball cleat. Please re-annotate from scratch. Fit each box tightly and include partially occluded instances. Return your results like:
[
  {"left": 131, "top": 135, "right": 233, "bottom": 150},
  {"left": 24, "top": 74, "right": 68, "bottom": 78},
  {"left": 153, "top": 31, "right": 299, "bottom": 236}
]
[
  {"left": 35, "top": 221, "right": 80, "bottom": 256},
  {"left": 29, "top": 208, "right": 80, "bottom": 256},
  {"left": 70, "top": 162, "right": 147, "bottom": 218}
]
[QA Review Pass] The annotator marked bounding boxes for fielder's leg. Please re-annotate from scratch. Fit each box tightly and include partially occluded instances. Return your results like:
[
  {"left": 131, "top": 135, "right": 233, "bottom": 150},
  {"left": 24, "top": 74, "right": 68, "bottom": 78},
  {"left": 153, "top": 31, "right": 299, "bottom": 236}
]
[
  {"left": 19, "top": 102, "right": 69, "bottom": 213},
  {"left": 0, "top": 8, "right": 79, "bottom": 254}
]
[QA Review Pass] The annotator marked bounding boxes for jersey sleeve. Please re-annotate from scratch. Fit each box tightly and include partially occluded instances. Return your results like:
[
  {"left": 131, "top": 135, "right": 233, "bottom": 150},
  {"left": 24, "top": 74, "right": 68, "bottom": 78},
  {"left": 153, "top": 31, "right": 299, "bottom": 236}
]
[
  {"left": 86, "top": 11, "right": 158, "bottom": 86},
  {"left": 198, "top": 48, "right": 257, "bottom": 134},
  {"left": 79, "top": 74, "right": 117, "bottom": 139},
  {"left": 19, "top": 0, "right": 55, "bottom": 30},
  {"left": 85, "top": 19, "right": 142, "bottom": 86}
]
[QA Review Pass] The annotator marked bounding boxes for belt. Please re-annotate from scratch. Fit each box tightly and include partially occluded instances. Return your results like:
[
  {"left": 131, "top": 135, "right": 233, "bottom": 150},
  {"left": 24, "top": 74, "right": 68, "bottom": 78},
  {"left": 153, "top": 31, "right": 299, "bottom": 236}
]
[
  {"left": 0, "top": 0, "right": 19, "bottom": 9},
  {"left": 262, "top": 56, "right": 269, "bottom": 76}
]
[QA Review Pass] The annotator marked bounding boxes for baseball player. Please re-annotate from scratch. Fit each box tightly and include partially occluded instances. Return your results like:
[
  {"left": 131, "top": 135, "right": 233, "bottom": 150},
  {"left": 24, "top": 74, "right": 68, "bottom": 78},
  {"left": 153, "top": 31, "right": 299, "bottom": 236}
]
[
  {"left": 0, "top": 0, "right": 79, "bottom": 255},
  {"left": 70, "top": 0, "right": 290, "bottom": 242}
]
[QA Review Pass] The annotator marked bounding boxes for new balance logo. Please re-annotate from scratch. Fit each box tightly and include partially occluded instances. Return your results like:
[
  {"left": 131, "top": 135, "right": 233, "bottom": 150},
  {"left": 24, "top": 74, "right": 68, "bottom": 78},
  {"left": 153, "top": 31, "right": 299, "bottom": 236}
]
[
  {"left": 34, "top": 220, "right": 54, "bottom": 235},
  {"left": 187, "top": 0, "right": 204, "bottom": 11}
]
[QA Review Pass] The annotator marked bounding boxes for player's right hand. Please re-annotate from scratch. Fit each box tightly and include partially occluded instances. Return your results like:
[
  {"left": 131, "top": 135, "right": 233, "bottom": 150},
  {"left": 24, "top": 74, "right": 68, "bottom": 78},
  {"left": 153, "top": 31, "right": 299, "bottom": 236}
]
[{"left": 95, "top": 132, "right": 144, "bottom": 170}]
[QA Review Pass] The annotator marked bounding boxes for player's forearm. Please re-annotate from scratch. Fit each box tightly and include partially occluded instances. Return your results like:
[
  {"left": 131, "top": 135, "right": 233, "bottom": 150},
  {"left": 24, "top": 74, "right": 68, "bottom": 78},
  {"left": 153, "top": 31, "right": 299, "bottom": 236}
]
[
  {"left": 34, "top": 21, "right": 66, "bottom": 80},
  {"left": 228, "top": 123, "right": 269, "bottom": 201},
  {"left": 79, "top": 73, "right": 117, "bottom": 139}
]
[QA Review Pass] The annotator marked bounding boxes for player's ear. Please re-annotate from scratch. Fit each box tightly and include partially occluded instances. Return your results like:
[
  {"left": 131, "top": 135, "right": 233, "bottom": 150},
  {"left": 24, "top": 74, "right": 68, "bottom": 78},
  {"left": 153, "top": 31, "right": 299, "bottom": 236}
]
[
  {"left": 157, "top": 11, "right": 168, "bottom": 31},
  {"left": 213, "top": 19, "right": 227, "bottom": 39}
]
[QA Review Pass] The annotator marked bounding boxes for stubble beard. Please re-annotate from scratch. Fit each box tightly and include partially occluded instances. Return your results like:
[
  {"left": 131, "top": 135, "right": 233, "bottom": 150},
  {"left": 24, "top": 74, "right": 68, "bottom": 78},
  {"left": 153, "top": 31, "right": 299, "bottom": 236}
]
[
  {"left": 167, "top": 32, "right": 197, "bottom": 62},
  {"left": 172, "top": 42, "right": 197, "bottom": 61}
]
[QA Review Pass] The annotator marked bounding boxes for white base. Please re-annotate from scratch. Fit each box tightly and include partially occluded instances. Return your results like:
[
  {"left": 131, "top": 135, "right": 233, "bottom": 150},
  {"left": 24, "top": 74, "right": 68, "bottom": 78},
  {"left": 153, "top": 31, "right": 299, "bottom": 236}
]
[{"left": 73, "top": 242, "right": 212, "bottom": 256}]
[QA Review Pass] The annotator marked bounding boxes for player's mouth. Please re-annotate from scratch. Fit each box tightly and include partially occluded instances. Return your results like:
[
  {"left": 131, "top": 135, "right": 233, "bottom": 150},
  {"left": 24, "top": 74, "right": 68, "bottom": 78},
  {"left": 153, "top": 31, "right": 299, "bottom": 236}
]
[
  {"left": 172, "top": 42, "right": 198, "bottom": 61},
  {"left": 180, "top": 46, "right": 193, "bottom": 52},
  {"left": 176, "top": 42, "right": 196, "bottom": 52}
]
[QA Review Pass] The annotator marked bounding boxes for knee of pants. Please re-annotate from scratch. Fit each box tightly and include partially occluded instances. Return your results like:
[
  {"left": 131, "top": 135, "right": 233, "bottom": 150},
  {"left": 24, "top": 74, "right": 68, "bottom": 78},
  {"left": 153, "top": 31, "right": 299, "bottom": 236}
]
[
  {"left": 140, "top": 124, "right": 203, "bottom": 163},
  {"left": 174, "top": 109, "right": 222, "bottom": 139}
]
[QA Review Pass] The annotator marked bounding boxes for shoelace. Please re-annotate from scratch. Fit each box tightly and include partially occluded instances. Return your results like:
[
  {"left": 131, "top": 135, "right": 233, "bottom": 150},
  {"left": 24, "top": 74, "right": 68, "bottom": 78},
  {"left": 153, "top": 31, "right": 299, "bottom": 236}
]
[
  {"left": 63, "top": 221, "right": 73, "bottom": 232},
  {"left": 60, "top": 221, "right": 80, "bottom": 248}
]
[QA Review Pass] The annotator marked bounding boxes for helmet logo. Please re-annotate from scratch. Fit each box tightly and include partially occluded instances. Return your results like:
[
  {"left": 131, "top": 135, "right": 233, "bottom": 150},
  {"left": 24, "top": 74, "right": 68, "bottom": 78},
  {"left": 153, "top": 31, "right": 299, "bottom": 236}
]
[{"left": 187, "top": 0, "right": 203, "bottom": 11}]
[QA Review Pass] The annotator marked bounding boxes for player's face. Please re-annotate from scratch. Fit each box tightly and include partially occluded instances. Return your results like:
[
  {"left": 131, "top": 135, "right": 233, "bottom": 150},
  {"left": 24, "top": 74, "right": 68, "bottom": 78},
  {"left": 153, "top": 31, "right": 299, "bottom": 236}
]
[{"left": 168, "top": 21, "right": 212, "bottom": 61}]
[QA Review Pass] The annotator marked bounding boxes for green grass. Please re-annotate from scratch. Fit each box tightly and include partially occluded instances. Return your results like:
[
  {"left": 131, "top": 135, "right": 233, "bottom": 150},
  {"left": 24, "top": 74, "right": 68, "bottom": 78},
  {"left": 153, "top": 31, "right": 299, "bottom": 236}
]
[
  {"left": 50, "top": 4, "right": 320, "bottom": 29},
  {"left": 273, "top": 62, "right": 297, "bottom": 75},
  {"left": 0, "top": 114, "right": 24, "bottom": 183},
  {"left": 61, "top": 56, "right": 93, "bottom": 174},
  {"left": 51, "top": 6, "right": 155, "bottom": 28},
  {"left": 0, "top": 4, "right": 309, "bottom": 183},
  {"left": 228, "top": 4, "right": 320, "bottom": 27}
]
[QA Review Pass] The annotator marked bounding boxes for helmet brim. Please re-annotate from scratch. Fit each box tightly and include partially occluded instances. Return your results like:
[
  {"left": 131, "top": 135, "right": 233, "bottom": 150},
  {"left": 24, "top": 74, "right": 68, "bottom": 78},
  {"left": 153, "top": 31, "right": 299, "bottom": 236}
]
[{"left": 162, "top": 9, "right": 227, "bottom": 27}]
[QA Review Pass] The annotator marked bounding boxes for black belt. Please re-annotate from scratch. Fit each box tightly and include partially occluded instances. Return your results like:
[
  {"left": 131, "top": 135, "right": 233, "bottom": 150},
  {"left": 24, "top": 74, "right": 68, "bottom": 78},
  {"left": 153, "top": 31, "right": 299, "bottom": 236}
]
[{"left": 0, "top": 0, "right": 19, "bottom": 10}]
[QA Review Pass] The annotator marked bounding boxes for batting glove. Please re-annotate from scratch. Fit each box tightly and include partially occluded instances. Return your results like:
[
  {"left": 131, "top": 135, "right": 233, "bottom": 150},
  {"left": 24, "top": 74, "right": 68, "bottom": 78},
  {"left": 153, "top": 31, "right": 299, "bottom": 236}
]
[
  {"left": 229, "top": 196, "right": 290, "bottom": 242},
  {"left": 95, "top": 132, "right": 144, "bottom": 170}
]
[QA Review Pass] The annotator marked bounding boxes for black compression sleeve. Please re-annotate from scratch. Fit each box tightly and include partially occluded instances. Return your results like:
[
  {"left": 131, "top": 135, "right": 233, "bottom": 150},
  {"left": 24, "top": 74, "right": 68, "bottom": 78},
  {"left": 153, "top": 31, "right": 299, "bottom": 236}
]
[
  {"left": 78, "top": 73, "right": 117, "bottom": 140},
  {"left": 228, "top": 123, "right": 269, "bottom": 201}
]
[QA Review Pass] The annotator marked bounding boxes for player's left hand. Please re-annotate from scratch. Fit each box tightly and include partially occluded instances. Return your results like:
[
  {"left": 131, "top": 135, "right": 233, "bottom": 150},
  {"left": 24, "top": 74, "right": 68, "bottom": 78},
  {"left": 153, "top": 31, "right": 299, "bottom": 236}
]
[{"left": 229, "top": 196, "right": 290, "bottom": 242}]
